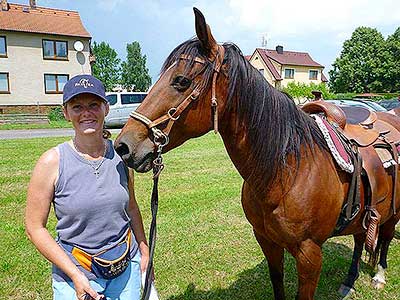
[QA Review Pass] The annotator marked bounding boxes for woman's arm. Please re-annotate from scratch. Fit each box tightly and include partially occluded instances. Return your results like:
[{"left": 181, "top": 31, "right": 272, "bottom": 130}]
[
  {"left": 25, "top": 148, "right": 101, "bottom": 300},
  {"left": 126, "top": 168, "right": 150, "bottom": 273}
]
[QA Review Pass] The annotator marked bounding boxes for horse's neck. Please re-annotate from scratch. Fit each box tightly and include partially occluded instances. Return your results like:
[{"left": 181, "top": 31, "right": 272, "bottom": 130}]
[
  {"left": 218, "top": 107, "right": 311, "bottom": 188},
  {"left": 218, "top": 112, "right": 280, "bottom": 184},
  {"left": 219, "top": 121, "right": 252, "bottom": 181}
]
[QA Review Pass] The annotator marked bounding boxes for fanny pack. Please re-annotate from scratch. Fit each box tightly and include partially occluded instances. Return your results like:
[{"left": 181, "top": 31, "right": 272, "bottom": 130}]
[{"left": 61, "top": 228, "right": 132, "bottom": 279}]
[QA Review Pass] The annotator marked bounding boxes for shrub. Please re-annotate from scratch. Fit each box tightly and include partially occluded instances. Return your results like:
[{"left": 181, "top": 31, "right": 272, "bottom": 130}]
[
  {"left": 47, "top": 106, "right": 65, "bottom": 121},
  {"left": 281, "top": 82, "right": 336, "bottom": 101},
  {"left": 335, "top": 93, "right": 356, "bottom": 100}
]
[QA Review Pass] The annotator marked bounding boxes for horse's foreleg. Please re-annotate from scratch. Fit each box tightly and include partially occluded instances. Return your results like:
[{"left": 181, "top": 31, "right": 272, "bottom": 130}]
[
  {"left": 338, "top": 233, "right": 365, "bottom": 298},
  {"left": 254, "top": 231, "right": 285, "bottom": 300},
  {"left": 293, "top": 239, "right": 322, "bottom": 300},
  {"left": 372, "top": 215, "right": 399, "bottom": 289}
]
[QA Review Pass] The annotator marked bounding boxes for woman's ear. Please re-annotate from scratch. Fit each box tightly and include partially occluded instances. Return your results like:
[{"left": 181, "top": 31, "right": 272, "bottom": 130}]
[
  {"left": 62, "top": 105, "right": 70, "bottom": 122},
  {"left": 105, "top": 102, "right": 110, "bottom": 116}
]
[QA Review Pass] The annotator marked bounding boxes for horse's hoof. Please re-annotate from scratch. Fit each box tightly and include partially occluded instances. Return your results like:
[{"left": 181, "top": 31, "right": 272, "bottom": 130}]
[
  {"left": 372, "top": 278, "right": 386, "bottom": 289},
  {"left": 338, "top": 284, "right": 355, "bottom": 299}
]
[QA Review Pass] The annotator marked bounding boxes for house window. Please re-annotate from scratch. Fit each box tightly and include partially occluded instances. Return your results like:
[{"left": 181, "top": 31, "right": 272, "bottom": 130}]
[
  {"left": 0, "top": 36, "right": 6, "bottom": 57},
  {"left": 309, "top": 70, "right": 318, "bottom": 80},
  {"left": 44, "top": 74, "right": 69, "bottom": 93},
  {"left": 0, "top": 73, "right": 10, "bottom": 93},
  {"left": 43, "top": 40, "right": 68, "bottom": 60},
  {"left": 284, "top": 68, "right": 294, "bottom": 79}
]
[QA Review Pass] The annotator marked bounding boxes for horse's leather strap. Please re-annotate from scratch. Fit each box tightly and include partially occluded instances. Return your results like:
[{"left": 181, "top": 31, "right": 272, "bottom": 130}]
[{"left": 130, "top": 44, "right": 225, "bottom": 137}]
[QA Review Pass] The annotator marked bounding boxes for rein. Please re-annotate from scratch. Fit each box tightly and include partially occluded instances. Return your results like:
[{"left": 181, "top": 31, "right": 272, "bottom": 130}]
[
  {"left": 141, "top": 140, "right": 165, "bottom": 300},
  {"left": 136, "top": 45, "right": 225, "bottom": 300}
]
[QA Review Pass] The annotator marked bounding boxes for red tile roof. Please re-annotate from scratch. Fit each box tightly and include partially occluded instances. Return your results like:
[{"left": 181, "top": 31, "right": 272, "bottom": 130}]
[
  {"left": 0, "top": 3, "right": 91, "bottom": 38},
  {"left": 256, "top": 49, "right": 282, "bottom": 80},
  {"left": 258, "top": 48, "right": 323, "bottom": 68},
  {"left": 252, "top": 48, "right": 326, "bottom": 81}
]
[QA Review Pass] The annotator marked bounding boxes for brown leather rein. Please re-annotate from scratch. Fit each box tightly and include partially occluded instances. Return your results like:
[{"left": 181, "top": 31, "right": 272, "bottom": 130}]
[
  {"left": 134, "top": 45, "right": 225, "bottom": 300},
  {"left": 130, "top": 45, "right": 225, "bottom": 148}
]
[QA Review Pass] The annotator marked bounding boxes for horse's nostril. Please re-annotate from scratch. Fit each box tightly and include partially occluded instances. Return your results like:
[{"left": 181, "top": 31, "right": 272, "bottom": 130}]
[{"left": 115, "top": 142, "right": 130, "bottom": 157}]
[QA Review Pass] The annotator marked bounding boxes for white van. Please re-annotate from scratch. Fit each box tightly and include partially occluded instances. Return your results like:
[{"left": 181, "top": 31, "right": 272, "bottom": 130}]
[{"left": 104, "top": 92, "right": 147, "bottom": 128}]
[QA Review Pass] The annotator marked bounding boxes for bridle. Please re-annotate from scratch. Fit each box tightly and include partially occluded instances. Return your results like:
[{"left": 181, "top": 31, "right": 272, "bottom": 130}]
[
  {"left": 134, "top": 44, "right": 225, "bottom": 300},
  {"left": 130, "top": 44, "right": 226, "bottom": 150}
]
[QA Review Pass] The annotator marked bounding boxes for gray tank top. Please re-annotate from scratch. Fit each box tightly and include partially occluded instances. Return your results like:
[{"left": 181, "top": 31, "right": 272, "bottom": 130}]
[{"left": 52, "top": 140, "right": 138, "bottom": 281}]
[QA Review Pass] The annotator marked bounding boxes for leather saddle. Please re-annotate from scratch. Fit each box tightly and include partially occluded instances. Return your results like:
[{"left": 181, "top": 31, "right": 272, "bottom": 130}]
[{"left": 302, "top": 100, "right": 400, "bottom": 253}]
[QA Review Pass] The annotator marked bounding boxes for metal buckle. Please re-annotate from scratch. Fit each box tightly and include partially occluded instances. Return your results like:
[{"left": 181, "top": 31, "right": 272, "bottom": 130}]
[
  {"left": 167, "top": 108, "right": 179, "bottom": 121},
  {"left": 152, "top": 128, "right": 169, "bottom": 148}
]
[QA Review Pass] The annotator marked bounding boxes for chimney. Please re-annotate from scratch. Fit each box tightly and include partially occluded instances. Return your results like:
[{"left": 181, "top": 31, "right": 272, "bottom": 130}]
[
  {"left": 276, "top": 45, "right": 284, "bottom": 54},
  {"left": 29, "top": 0, "right": 36, "bottom": 9},
  {"left": 1, "top": 0, "right": 9, "bottom": 11}
]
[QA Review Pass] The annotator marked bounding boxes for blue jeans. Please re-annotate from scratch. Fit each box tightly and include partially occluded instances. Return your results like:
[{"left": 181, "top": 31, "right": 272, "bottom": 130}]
[{"left": 52, "top": 251, "right": 141, "bottom": 300}]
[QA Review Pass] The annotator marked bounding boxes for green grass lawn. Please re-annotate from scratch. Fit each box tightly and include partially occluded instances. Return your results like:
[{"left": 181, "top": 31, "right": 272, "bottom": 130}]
[{"left": 0, "top": 134, "right": 399, "bottom": 300}]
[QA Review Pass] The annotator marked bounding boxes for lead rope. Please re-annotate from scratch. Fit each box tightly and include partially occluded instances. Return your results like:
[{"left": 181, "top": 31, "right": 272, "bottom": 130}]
[{"left": 142, "top": 141, "right": 165, "bottom": 300}]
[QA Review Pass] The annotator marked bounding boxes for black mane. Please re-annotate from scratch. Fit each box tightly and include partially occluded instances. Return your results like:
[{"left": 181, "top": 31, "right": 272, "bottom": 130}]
[{"left": 162, "top": 39, "right": 327, "bottom": 189}]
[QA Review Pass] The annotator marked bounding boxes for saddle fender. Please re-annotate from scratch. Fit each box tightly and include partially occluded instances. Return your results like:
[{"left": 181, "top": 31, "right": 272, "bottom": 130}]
[{"left": 358, "top": 146, "right": 391, "bottom": 208}]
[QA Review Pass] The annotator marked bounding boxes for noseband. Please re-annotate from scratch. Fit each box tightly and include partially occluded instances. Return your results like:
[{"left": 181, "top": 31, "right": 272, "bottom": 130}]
[{"left": 130, "top": 44, "right": 225, "bottom": 149}]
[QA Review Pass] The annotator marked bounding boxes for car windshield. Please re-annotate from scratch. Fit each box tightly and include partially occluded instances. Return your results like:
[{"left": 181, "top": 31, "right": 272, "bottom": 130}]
[
  {"left": 361, "top": 101, "right": 386, "bottom": 112},
  {"left": 326, "top": 99, "right": 386, "bottom": 112}
]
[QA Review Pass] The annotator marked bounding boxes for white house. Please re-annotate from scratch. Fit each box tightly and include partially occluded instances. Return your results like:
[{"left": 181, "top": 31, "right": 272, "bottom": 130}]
[{"left": 0, "top": 0, "right": 92, "bottom": 113}]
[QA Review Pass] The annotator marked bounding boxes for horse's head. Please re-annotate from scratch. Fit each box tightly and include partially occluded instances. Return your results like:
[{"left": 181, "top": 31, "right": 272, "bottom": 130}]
[{"left": 114, "top": 8, "right": 229, "bottom": 172}]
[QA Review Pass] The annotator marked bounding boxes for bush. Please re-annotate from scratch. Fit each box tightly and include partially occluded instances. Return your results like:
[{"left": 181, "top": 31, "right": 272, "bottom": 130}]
[
  {"left": 281, "top": 82, "right": 336, "bottom": 101},
  {"left": 334, "top": 93, "right": 356, "bottom": 100},
  {"left": 47, "top": 106, "right": 65, "bottom": 121}
]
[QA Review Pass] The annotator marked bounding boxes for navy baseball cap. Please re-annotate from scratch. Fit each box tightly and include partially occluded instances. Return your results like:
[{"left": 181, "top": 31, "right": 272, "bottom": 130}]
[{"left": 63, "top": 74, "right": 108, "bottom": 104}]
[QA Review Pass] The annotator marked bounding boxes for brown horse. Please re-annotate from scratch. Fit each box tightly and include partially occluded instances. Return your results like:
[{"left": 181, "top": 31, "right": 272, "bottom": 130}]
[{"left": 115, "top": 8, "right": 400, "bottom": 300}]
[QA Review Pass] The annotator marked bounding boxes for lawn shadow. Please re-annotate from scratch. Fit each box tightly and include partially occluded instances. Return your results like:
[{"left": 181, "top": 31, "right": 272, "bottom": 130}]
[{"left": 166, "top": 240, "right": 368, "bottom": 300}]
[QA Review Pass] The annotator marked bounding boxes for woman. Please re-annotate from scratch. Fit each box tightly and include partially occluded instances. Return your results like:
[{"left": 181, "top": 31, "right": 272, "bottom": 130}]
[{"left": 25, "top": 75, "right": 149, "bottom": 300}]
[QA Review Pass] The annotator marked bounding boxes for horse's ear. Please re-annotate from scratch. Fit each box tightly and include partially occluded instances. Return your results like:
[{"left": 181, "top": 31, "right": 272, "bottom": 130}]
[{"left": 193, "top": 7, "right": 218, "bottom": 56}]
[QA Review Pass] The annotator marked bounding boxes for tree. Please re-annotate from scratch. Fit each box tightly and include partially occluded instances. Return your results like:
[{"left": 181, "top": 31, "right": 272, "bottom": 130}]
[
  {"left": 91, "top": 41, "right": 121, "bottom": 91},
  {"left": 121, "top": 42, "right": 152, "bottom": 91},
  {"left": 329, "top": 27, "right": 386, "bottom": 93},
  {"left": 384, "top": 27, "right": 400, "bottom": 92}
]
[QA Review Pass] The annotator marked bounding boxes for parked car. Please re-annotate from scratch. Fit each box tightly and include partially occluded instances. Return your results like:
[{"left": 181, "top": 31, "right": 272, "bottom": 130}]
[
  {"left": 377, "top": 98, "right": 400, "bottom": 110},
  {"left": 325, "top": 99, "right": 387, "bottom": 112},
  {"left": 104, "top": 92, "right": 147, "bottom": 128}
]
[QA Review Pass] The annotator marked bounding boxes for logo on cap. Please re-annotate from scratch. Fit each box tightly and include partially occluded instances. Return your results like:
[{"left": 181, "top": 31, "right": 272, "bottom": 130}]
[{"left": 75, "top": 78, "right": 94, "bottom": 89}]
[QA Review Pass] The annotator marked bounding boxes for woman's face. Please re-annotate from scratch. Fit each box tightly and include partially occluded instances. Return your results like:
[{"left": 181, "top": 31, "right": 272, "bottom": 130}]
[{"left": 63, "top": 94, "right": 109, "bottom": 135}]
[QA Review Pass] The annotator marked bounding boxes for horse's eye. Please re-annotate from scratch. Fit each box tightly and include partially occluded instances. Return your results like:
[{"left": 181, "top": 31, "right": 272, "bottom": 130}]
[{"left": 171, "top": 75, "right": 192, "bottom": 92}]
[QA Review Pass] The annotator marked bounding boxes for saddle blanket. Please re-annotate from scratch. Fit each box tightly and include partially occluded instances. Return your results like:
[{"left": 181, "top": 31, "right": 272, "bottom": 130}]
[
  {"left": 312, "top": 114, "right": 354, "bottom": 173},
  {"left": 312, "top": 114, "right": 398, "bottom": 172}
]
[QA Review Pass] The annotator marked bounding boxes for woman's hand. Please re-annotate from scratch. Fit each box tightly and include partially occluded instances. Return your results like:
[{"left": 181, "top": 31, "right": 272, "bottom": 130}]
[
  {"left": 71, "top": 271, "right": 103, "bottom": 300},
  {"left": 140, "top": 244, "right": 150, "bottom": 274}
]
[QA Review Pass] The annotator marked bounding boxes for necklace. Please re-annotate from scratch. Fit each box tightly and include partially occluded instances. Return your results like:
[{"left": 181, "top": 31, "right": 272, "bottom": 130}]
[{"left": 73, "top": 138, "right": 108, "bottom": 178}]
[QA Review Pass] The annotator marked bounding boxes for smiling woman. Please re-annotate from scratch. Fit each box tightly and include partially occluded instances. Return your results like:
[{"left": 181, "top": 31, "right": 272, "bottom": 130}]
[{"left": 25, "top": 74, "right": 150, "bottom": 300}]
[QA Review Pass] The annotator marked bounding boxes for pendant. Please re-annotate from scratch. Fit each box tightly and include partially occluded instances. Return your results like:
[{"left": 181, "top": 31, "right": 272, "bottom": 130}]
[{"left": 94, "top": 169, "right": 100, "bottom": 178}]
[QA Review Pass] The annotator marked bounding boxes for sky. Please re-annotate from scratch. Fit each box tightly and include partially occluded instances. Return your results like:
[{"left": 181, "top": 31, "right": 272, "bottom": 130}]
[{"left": 9, "top": 0, "right": 400, "bottom": 82}]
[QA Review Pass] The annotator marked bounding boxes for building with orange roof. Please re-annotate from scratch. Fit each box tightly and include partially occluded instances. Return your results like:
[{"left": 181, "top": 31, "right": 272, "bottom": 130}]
[
  {"left": 0, "top": 0, "right": 92, "bottom": 113},
  {"left": 248, "top": 46, "right": 328, "bottom": 89}
]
